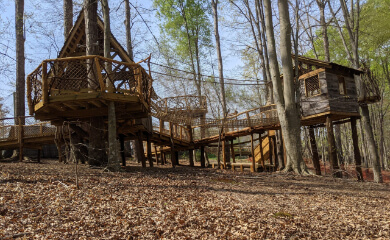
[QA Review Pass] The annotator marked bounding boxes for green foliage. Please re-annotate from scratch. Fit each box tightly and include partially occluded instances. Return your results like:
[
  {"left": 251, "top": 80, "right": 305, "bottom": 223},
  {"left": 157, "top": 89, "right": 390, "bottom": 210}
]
[{"left": 153, "top": 0, "right": 212, "bottom": 65}]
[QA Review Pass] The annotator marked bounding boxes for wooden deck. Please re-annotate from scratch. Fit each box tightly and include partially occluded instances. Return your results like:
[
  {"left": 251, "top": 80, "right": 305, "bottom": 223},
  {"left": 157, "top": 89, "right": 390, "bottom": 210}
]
[{"left": 27, "top": 55, "right": 152, "bottom": 124}]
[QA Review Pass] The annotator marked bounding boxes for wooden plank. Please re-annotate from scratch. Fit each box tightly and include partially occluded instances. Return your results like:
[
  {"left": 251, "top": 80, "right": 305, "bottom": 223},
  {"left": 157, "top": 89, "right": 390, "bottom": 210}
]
[{"left": 298, "top": 68, "right": 325, "bottom": 80}]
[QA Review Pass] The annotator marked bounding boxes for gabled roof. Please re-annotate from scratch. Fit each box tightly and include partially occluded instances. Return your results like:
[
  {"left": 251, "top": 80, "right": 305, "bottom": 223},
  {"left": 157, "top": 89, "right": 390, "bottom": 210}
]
[
  {"left": 58, "top": 10, "right": 133, "bottom": 63},
  {"left": 292, "top": 55, "right": 363, "bottom": 75}
]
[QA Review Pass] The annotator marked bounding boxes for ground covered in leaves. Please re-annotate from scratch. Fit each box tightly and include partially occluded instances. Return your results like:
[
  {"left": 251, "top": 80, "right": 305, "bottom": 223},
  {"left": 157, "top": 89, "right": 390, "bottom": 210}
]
[{"left": 1, "top": 159, "right": 389, "bottom": 239}]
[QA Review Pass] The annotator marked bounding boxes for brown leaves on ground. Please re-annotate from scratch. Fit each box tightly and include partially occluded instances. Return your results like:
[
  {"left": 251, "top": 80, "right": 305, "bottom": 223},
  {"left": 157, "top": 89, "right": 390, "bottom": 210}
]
[{"left": 0, "top": 159, "right": 389, "bottom": 239}]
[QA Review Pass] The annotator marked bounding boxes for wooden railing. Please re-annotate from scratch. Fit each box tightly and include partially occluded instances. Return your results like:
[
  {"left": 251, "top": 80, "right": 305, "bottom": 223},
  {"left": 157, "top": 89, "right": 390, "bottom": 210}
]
[
  {"left": 27, "top": 55, "right": 153, "bottom": 114},
  {"left": 0, "top": 116, "right": 55, "bottom": 143},
  {"left": 154, "top": 122, "right": 191, "bottom": 142},
  {"left": 192, "top": 104, "right": 279, "bottom": 140}
]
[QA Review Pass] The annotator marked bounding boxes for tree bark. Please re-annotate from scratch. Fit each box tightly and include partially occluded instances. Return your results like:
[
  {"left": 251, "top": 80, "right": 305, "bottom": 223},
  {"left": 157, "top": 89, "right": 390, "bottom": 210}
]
[
  {"left": 15, "top": 0, "right": 25, "bottom": 124},
  {"left": 63, "top": 0, "right": 73, "bottom": 38},
  {"left": 309, "top": 126, "right": 321, "bottom": 175},
  {"left": 351, "top": 117, "right": 364, "bottom": 181},
  {"left": 326, "top": 116, "right": 342, "bottom": 178},
  {"left": 84, "top": 0, "right": 107, "bottom": 166},
  {"left": 263, "top": 0, "right": 308, "bottom": 174}
]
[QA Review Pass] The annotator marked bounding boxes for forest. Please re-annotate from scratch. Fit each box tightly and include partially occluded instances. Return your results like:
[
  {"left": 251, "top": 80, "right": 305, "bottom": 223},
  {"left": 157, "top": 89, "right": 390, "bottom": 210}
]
[{"left": 0, "top": 0, "right": 390, "bottom": 239}]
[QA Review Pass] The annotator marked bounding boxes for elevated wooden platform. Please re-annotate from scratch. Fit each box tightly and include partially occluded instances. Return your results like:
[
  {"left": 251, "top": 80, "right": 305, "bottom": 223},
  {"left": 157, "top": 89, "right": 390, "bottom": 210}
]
[{"left": 27, "top": 55, "right": 152, "bottom": 125}]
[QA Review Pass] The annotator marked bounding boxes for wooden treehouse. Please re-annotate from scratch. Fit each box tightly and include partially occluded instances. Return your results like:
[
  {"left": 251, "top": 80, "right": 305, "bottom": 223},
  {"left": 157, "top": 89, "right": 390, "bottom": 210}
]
[
  {"left": 296, "top": 56, "right": 363, "bottom": 126},
  {"left": 26, "top": 11, "right": 152, "bottom": 131}
]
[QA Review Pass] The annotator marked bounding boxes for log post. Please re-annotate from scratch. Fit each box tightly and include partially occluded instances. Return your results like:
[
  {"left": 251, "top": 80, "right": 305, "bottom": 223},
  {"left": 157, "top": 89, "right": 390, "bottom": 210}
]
[
  {"left": 200, "top": 146, "right": 205, "bottom": 168},
  {"left": 250, "top": 132, "right": 256, "bottom": 172},
  {"left": 147, "top": 134, "right": 153, "bottom": 167},
  {"left": 259, "top": 134, "right": 265, "bottom": 169},
  {"left": 188, "top": 125, "right": 194, "bottom": 167},
  {"left": 222, "top": 135, "right": 226, "bottom": 169},
  {"left": 351, "top": 117, "right": 364, "bottom": 181},
  {"left": 154, "top": 145, "right": 159, "bottom": 165},
  {"left": 137, "top": 131, "right": 146, "bottom": 168},
  {"left": 119, "top": 134, "right": 126, "bottom": 166},
  {"left": 326, "top": 115, "right": 342, "bottom": 178},
  {"left": 230, "top": 139, "right": 235, "bottom": 163},
  {"left": 18, "top": 117, "right": 24, "bottom": 162},
  {"left": 160, "top": 147, "right": 165, "bottom": 165},
  {"left": 169, "top": 122, "right": 176, "bottom": 168},
  {"left": 175, "top": 151, "right": 179, "bottom": 165},
  {"left": 37, "top": 149, "right": 41, "bottom": 163},
  {"left": 309, "top": 126, "right": 321, "bottom": 175},
  {"left": 42, "top": 62, "right": 48, "bottom": 105}
]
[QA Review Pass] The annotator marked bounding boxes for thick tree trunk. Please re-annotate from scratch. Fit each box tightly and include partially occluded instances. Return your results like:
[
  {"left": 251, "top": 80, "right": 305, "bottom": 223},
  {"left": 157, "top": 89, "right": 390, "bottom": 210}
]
[
  {"left": 351, "top": 117, "right": 364, "bottom": 181},
  {"left": 263, "top": 0, "right": 308, "bottom": 174},
  {"left": 102, "top": 0, "right": 120, "bottom": 171},
  {"left": 361, "top": 104, "right": 382, "bottom": 182},
  {"left": 84, "top": 0, "right": 107, "bottom": 166}
]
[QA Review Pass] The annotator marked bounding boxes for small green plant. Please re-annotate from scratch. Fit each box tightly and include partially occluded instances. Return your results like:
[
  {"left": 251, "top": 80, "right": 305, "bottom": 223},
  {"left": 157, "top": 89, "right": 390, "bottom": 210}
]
[{"left": 273, "top": 211, "right": 293, "bottom": 218}]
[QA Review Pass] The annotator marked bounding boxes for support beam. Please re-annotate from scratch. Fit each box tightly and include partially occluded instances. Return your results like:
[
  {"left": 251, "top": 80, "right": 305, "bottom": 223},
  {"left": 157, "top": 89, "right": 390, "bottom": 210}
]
[
  {"left": 37, "top": 149, "right": 41, "bottom": 163},
  {"left": 137, "top": 131, "right": 146, "bottom": 168},
  {"left": 175, "top": 151, "right": 179, "bottom": 165},
  {"left": 119, "top": 134, "right": 126, "bottom": 166},
  {"left": 250, "top": 133, "right": 256, "bottom": 172},
  {"left": 154, "top": 145, "right": 159, "bottom": 165},
  {"left": 200, "top": 146, "right": 205, "bottom": 168},
  {"left": 351, "top": 117, "right": 364, "bottom": 181},
  {"left": 259, "top": 134, "right": 265, "bottom": 169},
  {"left": 189, "top": 149, "right": 194, "bottom": 167},
  {"left": 222, "top": 136, "right": 226, "bottom": 169},
  {"left": 309, "top": 126, "right": 321, "bottom": 175},
  {"left": 230, "top": 139, "right": 235, "bottom": 163},
  {"left": 326, "top": 115, "right": 342, "bottom": 178},
  {"left": 147, "top": 134, "right": 153, "bottom": 167}
]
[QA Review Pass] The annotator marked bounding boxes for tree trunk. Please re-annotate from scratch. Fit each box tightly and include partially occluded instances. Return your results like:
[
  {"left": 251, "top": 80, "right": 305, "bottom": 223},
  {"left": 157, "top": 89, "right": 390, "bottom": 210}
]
[
  {"left": 15, "top": 0, "right": 25, "bottom": 124},
  {"left": 63, "top": 0, "right": 73, "bottom": 38},
  {"left": 263, "top": 0, "right": 308, "bottom": 174},
  {"left": 361, "top": 104, "right": 382, "bottom": 182},
  {"left": 84, "top": 0, "right": 107, "bottom": 166},
  {"left": 326, "top": 116, "right": 342, "bottom": 178},
  {"left": 309, "top": 126, "right": 321, "bottom": 175}
]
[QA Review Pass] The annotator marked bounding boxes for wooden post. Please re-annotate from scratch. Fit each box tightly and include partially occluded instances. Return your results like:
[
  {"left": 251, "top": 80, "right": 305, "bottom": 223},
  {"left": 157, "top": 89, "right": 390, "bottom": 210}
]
[
  {"left": 154, "top": 145, "right": 159, "bottom": 165},
  {"left": 250, "top": 132, "right": 256, "bottom": 172},
  {"left": 222, "top": 135, "right": 226, "bottom": 169},
  {"left": 37, "top": 148, "right": 41, "bottom": 163},
  {"left": 326, "top": 115, "right": 342, "bottom": 178},
  {"left": 159, "top": 119, "right": 164, "bottom": 133},
  {"left": 175, "top": 151, "right": 179, "bottom": 165},
  {"left": 351, "top": 117, "right": 364, "bottom": 181},
  {"left": 169, "top": 122, "right": 176, "bottom": 168},
  {"left": 137, "top": 131, "right": 146, "bottom": 168},
  {"left": 188, "top": 149, "right": 194, "bottom": 167},
  {"left": 42, "top": 62, "right": 48, "bottom": 105},
  {"left": 160, "top": 147, "right": 165, "bottom": 165},
  {"left": 309, "top": 126, "right": 321, "bottom": 175},
  {"left": 147, "top": 134, "right": 153, "bottom": 167},
  {"left": 230, "top": 139, "right": 235, "bottom": 163},
  {"left": 18, "top": 117, "right": 24, "bottom": 162},
  {"left": 200, "top": 146, "right": 205, "bottom": 168},
  {"left": 187, "top": 125, "right": 194, "bottom": 167},
  {"left": 259, "top": 134, "right": 265, "bottom": 169},
  {"left": 119, "top": 134, "right": 126, "bottom": 166}
]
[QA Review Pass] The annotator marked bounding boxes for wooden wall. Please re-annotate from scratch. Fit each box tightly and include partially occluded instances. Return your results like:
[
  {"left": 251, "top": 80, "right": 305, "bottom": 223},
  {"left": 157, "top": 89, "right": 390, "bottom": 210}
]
[
  {"left": 299, "top": 69, "right": 359, "bottom": 117},
  {"left": 300, "top": 71, "right": 330, "bottom": 117}
]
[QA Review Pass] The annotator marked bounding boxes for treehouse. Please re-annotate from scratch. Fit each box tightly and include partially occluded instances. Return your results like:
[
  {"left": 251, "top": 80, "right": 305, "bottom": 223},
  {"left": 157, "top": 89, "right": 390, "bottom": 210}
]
[
  {"left": 296, "top": 56, "right": 363, "bottom": 126},
  {"left": 26, "top": 11, "right": 153, "bottom": 130}
]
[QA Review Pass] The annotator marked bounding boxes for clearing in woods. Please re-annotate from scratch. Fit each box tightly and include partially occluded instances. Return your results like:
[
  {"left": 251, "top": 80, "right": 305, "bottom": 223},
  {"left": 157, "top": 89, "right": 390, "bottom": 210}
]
[{"left": 0, "top": 159, "right": 389, "bottom": 239}]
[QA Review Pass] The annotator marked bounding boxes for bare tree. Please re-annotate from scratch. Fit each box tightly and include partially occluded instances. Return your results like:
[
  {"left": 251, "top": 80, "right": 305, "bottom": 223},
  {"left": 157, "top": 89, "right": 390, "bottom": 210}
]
[
  {"left": 64, "top": 0, "right": 73, "bottom": 38},
  {"left": 263, "top": 0, "right": 308, "bottom": 174}
]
